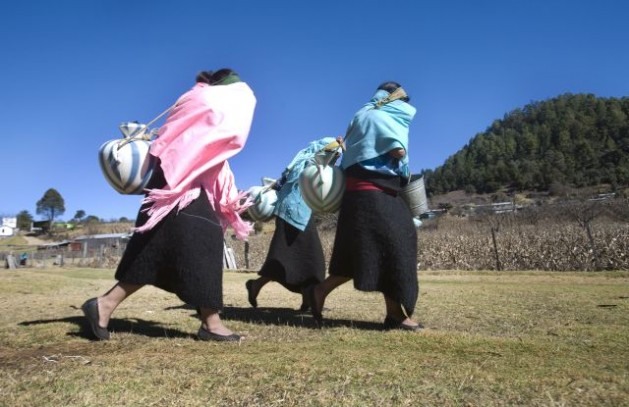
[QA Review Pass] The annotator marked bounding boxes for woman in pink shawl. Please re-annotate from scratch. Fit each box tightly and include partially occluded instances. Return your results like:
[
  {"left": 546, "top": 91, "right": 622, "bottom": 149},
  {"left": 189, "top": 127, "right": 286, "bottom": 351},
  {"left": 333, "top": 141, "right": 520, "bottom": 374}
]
[{"left": 82, "top": 69, "right": 256, "bottom": 342}]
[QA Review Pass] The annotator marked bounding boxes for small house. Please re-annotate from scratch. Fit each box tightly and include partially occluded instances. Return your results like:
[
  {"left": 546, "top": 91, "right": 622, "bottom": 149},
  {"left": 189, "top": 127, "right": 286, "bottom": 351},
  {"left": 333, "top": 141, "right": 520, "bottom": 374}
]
[
  {"left": 0, "top": 225, "right": 15, "bottom": 237},
  {"left": 2, "top": 217, "right": 17, "bottom": 228},
  {"left": 72, "top": 233, "right": 132, "bottom": 252}
]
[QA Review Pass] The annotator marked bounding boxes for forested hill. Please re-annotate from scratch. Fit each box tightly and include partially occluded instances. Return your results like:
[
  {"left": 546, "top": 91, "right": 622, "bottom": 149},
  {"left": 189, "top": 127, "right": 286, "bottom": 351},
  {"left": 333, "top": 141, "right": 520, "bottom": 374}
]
[{"left": 423, "top": 93, "right": 629, "bottom": 195}]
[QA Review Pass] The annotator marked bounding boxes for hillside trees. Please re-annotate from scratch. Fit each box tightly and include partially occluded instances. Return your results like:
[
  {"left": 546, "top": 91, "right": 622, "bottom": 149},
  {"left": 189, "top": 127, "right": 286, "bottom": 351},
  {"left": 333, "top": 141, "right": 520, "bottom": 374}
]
[{"left": 425, "top": 93, "right": 629, "bottom": 195}]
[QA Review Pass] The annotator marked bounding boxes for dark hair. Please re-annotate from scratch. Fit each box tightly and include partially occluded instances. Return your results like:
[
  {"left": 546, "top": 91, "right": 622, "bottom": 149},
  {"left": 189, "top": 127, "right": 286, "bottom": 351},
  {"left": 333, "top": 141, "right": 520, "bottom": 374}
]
[
  {"left": 377, "top": 81, "right": 410, "bottom": 102},
  {"left": 196, "top": 70, "right": 214, "bottom": 84},
  {"left": 196, "top": 68, "right": 239, "bottom": 85},
  {"left": 211, "top": 68, "right": 238, "bottom": 84}
]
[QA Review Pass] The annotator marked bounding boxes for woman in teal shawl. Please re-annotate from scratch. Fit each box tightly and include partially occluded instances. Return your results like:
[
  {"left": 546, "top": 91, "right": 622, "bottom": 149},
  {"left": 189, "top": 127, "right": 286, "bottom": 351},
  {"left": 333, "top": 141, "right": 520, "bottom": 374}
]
[
  {"left": 308, "top": 82, "right": 422, "bottom": 331},
  {"left": 246, "top": 137, "right": 341, "bottom": 311}
]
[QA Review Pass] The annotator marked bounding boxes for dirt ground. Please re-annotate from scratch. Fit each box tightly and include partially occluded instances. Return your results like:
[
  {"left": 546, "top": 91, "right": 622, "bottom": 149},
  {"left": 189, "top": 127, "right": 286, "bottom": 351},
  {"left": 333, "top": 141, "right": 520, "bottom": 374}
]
[{"left": 21, "top": 235, "right": 49, "bottom": 245}]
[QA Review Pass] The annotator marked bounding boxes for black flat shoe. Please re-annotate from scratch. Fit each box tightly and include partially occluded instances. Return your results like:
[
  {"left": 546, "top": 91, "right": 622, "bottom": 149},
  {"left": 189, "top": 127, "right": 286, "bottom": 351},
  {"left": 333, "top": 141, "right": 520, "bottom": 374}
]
[
  {"left": 306, "top": 284, "right": 323, "bottom": 327},
  {"left": 81, "top": 298, "right": 110, "bottom": 340},
  {"left": 245, "top": 280, "right": 257, "bottom": 308},
  {"left": 383, "top": 316, "right": 423, "bottom": 332},
  {"left": 197, "top": 327, "right": 241, "bottom": 342}
]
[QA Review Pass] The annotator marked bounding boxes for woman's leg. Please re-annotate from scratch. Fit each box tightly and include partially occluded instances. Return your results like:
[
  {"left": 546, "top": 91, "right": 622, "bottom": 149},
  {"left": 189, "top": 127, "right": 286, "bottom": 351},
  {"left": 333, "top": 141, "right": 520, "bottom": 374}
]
[
  {"left": 199, "top": 308, "right": 235, "bottom": 336},
  {"left": 298, "top": 286, "right": 311, "bottom": 312},
  {"left": 97, "top": 282, "right": 143, "bottom": 327},
  {"left": 384, "top": 295, "right": 420, "bottom": 329},
  {"left": 245, "top": 276, "right": 271, "bottom": 308},
  {"left": 310, "top": 275, "right": 351, "bottom": 319},
  {"left": 82, "top": 281, "right": 143, "bottom": 340}
]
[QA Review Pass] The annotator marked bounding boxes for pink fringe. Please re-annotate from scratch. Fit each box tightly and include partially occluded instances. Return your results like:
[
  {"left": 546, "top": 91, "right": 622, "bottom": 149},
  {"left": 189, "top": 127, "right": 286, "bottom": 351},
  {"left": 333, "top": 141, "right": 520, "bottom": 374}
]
[
  {"left": 134, "top": 187, "right": 254, "bottom": 240},
  {"left": 134, "top": 188, "right": 200, "bottom": 233},
  {"left": 225, "top": 190, "right": 253, "bottom": 239}
]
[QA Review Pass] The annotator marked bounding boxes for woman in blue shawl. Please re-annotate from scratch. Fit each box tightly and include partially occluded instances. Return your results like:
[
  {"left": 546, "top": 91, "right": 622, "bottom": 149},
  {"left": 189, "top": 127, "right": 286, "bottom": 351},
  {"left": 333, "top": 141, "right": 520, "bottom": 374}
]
[
  {"left": 308, "top": 82, "right": 422, "bottom": 331},
  {"left": 246, "top": 137, "right": 341, "bottom": 311}
]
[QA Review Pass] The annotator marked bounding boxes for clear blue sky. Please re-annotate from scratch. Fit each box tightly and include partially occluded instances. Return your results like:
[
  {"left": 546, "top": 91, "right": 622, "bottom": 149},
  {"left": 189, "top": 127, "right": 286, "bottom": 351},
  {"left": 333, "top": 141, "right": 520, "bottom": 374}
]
[{"left": 2, "top": 0, "right": 628, "bottom": 221}]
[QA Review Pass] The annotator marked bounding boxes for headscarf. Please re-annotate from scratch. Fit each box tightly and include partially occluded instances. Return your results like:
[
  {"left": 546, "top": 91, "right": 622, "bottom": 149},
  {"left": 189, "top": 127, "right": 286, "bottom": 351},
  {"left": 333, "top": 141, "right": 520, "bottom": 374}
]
[
  {"left": 341, "top": 89, "right": 416, "bottom": 177},
  {"left": 135, "top": 82, "right": 256, "bottom": 240},
  {"left": 213, "top": 73, "right": 241, "bottom": 85}
]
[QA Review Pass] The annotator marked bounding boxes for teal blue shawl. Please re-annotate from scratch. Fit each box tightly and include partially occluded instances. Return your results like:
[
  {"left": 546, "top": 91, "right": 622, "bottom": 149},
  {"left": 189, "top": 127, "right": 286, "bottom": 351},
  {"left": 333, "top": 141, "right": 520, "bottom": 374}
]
[
  {"left": 341, "top": 90, "right": 416, "bottom": 177},
  {"left": 274, "top": 137, "right": 337, "bottom": 231}
]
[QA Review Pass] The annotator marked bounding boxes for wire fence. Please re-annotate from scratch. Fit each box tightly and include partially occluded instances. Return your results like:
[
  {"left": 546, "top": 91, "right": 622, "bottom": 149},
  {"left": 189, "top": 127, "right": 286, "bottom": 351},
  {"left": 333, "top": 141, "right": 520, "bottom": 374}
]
[{"left": 2, "top": 241, "right": 239, "bottom": 270}]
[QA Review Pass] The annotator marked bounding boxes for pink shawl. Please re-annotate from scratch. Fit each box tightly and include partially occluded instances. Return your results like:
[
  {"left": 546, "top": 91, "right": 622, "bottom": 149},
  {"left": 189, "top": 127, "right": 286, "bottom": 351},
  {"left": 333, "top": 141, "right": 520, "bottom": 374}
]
[{"left": 134, "top": 82, "right": 256, "bottom": 240}]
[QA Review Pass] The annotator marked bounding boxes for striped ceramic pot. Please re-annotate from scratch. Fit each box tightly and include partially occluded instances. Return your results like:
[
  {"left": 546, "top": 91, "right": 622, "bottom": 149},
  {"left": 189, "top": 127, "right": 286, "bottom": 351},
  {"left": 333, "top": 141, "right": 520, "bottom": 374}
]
[
  {"left": 247, "top": 186, "right": 278, "bottom": 222},
  {"left": 298, "top": 164, "right": 345, "bottom": 213},
  {"left": 98, "top": 138, "right": 156, "bottom": 195}
]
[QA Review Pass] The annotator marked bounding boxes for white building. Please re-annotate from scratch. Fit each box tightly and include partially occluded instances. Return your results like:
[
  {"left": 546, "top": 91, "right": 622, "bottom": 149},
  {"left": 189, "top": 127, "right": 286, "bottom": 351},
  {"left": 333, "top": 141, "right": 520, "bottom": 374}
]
[
  {"left": 0, "top": 225, "right": 15, "bottom": 237},
  {"left": 2, "top": 217, "right": 17, "bottom": 228}
]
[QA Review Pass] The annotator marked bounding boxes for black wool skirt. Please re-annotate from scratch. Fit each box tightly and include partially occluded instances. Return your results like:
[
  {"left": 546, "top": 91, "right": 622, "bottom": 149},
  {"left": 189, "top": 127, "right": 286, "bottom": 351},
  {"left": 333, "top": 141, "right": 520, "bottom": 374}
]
[
  {"left": 258, "top": 217, "right": 325, "bottom": 293},
  {"left": 115, "top": 191, "right": 225, "bottom": 310},
  {"left": 328, "top": 190, "right": 418, "bottom": 316}
]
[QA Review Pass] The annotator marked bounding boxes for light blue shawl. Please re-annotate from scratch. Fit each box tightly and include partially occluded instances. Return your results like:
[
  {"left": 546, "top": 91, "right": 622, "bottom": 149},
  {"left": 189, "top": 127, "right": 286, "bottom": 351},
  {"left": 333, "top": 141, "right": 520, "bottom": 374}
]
[
  {"left": 274, "top": 137, "right": 337, "bottom": 231},
  {"left": 341, "top": 89, "right": 416, "bottom": 177}
]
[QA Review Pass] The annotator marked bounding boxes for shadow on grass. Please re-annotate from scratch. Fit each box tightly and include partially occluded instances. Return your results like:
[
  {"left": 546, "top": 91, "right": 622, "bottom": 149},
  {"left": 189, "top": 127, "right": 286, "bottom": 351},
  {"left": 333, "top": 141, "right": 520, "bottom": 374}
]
[
  {"left": 19, "top": 315, "right": 194, "bottom": 341},
  {"left": 18, "top": 304, "right": 385, "bottom": 341},
  {"left": 166, "top": 303, "right": 385, "bottom": 331}
]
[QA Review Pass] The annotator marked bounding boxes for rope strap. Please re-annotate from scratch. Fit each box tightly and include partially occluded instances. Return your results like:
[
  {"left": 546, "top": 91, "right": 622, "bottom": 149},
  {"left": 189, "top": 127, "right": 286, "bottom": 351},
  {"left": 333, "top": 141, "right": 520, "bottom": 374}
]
[
  {"left": 374, "top": 87, "right": 408, "bottom": 108},
  {"left": 116, "top": 102, "right": 178, "bottom": 148}
]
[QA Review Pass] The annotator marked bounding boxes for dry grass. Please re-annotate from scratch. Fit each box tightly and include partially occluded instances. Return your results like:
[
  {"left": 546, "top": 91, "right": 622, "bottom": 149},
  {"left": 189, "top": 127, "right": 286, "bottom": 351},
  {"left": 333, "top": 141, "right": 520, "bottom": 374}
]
[
  {"left": 0, "top": 235, "right": 29, "bottom": 247},
  {"left": 1, "top": 268, "right": 628, "bottom": 406}
]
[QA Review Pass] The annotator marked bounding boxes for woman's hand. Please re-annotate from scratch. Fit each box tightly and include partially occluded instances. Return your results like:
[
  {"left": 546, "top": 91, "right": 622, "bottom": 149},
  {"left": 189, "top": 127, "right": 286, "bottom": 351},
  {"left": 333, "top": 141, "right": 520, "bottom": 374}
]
[
  {"left": 389, "top": 148, "right": 406, "bottom": 159},
  {"left": 335, "top": 135, "right": 346, "bottom": 151}
]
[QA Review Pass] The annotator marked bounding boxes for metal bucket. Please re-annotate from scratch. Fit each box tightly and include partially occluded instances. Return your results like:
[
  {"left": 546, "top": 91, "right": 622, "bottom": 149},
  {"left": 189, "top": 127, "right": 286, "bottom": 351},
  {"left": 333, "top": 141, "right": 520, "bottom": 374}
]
[{"left": 400, "top": 176, "right": 428, "bottom": 216}]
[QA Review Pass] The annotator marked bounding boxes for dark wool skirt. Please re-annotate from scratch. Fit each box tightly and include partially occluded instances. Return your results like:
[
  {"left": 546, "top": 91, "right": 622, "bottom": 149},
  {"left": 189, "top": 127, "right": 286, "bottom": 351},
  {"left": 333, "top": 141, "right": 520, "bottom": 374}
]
[
  {"left": 258, "top": 217, "right": 325, "bottom": 293},
  {"left": 328, "top": 190, "right": 418, "bottom": 316},
  {"left": 115, "top": 191, "right": 225, "bottom": 310}
]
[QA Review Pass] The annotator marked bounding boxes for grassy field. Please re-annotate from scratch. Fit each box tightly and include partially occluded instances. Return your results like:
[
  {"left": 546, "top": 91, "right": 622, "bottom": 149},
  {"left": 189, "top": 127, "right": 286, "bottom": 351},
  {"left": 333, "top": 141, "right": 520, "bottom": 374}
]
[{"left": 0, "top": 268, "right": 628, "bottom": 406}]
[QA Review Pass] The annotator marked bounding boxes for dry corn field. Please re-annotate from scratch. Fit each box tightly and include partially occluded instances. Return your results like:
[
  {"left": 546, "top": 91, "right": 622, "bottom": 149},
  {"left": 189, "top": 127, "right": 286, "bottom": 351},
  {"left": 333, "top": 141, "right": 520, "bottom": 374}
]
[{"left": 230, "top": 200, "right": 629, "bottom": 273}]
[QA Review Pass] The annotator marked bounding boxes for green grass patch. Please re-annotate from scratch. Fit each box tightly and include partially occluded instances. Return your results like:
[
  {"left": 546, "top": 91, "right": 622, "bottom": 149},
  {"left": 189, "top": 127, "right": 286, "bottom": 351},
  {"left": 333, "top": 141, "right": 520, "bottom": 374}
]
[
  {"left": 1, "top": 268, "right": 628, "bottom": 406},
  {"left": 0, "top": 235, "right": 29, "bottom": 247}
]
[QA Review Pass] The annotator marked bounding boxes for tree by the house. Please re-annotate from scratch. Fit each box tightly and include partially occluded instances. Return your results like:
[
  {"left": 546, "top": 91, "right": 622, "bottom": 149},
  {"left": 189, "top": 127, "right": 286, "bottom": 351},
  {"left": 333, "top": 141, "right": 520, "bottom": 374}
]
[
  {"left": 36, "top": 188, "right": 66, "bottom": 230},
  {"left": 16, "top": 210, "right": 33, "bottom": 230},
  {"left": 73, "top": 209, "right": 86, "bottom": 223},
  {"left": 84, "top": 215, "right": 101, "bottom": 223}
]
